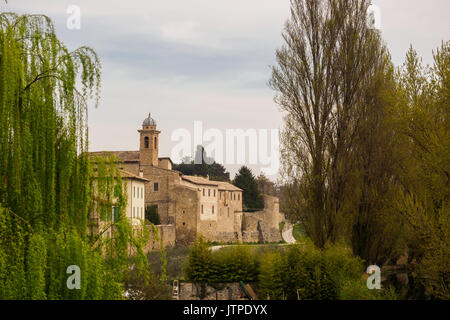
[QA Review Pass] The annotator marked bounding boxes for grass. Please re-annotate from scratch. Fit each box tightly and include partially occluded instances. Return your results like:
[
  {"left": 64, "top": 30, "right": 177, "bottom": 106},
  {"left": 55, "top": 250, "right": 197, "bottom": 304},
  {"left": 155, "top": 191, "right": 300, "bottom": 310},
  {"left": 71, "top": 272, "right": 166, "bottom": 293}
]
[
  {"left": 292, "top": 223, "right": 307, "bottom": 241},
  {"left": 279, "top": 221, "right": 285, "bottom": 239}
]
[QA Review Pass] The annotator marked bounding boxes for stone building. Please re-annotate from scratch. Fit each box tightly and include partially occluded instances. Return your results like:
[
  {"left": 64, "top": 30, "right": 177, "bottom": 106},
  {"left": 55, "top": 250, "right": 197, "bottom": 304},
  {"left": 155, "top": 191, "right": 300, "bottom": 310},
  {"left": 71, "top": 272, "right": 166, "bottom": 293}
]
[
  {"left": 89, "top": 169, "right": 149, "bottom": 239},
  {"left": 242, "top": 195, "right": 284, "bottom": 243},
  {"left": 89, "top": 114, "right": 245, "bottom": 245}
]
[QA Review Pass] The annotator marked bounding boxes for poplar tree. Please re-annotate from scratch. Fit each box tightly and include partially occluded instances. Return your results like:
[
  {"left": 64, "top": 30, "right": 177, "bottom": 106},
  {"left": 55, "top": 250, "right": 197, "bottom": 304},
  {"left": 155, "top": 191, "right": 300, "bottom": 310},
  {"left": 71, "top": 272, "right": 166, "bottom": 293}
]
[{"left": 270, "top": 0, "right": 387, "bottom": 247}]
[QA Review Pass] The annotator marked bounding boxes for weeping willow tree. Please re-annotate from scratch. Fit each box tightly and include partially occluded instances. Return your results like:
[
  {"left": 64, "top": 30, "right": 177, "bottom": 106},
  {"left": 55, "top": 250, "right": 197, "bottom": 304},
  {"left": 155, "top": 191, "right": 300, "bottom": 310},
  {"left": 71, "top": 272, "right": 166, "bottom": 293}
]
[{"left": 0, "top": 12, "right": 152, "bottom": 299}]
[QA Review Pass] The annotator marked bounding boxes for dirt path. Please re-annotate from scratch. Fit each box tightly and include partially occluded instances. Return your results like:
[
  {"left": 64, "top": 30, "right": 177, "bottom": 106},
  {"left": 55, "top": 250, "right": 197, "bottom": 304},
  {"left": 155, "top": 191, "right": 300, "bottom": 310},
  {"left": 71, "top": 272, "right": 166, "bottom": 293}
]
[{"left": 282, "top": 222, "right": 296, "bottom": 244}]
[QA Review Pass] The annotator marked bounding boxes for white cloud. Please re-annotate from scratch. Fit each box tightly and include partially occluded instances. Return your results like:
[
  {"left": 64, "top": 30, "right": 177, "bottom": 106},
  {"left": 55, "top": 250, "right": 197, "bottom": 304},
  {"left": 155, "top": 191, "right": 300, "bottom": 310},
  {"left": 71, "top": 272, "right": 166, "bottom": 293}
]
[
  {"left": 160, "top": 20, "right": 201, "bottom": 44},
  {"left": 4, "top": 0, "right": 449, "bottom": 179}
]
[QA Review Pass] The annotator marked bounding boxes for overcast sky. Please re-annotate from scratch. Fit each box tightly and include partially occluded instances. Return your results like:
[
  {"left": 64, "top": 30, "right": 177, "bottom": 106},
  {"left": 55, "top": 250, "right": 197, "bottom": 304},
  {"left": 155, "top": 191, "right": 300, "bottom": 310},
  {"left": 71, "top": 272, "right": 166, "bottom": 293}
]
[{"left": 4, "top": 0, "right": 450, "bottom": 179}]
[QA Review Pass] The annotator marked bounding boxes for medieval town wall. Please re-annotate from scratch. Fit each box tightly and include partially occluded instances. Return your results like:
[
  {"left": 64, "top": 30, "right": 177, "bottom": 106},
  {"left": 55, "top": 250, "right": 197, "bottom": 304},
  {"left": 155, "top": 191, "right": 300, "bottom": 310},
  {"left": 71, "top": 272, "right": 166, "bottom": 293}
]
[
  {"left": 145, "top": 224, "right": 176, "bottom": 252},
  {"left": 178, "top": 282, "right": 247, "bottom": 300},
  {"left": 241, "top": 195, "right": 283, "bottom": 243},
  {"left": 171, "top": 185, "right": 199, "bottom": 245}
]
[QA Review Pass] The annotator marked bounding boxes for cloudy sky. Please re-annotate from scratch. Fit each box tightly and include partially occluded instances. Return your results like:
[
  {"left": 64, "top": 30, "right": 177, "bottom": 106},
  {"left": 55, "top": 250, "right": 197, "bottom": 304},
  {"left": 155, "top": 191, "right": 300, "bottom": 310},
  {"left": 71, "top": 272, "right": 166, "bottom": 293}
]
[{"left": 4, "top": 0, "right": 450, "bottom": 179}]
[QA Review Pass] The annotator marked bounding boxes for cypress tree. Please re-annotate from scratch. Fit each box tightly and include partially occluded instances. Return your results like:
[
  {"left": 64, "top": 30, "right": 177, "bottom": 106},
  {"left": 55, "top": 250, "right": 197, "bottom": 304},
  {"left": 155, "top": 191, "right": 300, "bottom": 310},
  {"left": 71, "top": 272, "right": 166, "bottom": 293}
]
[{"left": 233, "top": 166, "right": 264, "bottom": 211}]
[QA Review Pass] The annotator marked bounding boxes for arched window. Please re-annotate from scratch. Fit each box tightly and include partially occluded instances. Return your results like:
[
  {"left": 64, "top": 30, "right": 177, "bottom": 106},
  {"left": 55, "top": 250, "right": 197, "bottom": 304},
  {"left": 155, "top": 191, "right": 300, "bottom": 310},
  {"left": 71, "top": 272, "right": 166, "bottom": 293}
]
[
  {"left": 144, "top": 136, "right": 149, "bottom": 148},
  {"left": 154, "top": 136, "right": 157, "bottom": 149}
]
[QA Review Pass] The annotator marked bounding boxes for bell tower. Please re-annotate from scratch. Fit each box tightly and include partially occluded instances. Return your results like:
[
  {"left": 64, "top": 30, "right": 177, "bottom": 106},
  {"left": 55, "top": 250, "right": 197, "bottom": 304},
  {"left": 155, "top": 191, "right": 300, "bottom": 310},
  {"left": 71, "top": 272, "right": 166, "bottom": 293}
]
[{"left": 138, "top": 113, "right": 160, "bottom": 167}]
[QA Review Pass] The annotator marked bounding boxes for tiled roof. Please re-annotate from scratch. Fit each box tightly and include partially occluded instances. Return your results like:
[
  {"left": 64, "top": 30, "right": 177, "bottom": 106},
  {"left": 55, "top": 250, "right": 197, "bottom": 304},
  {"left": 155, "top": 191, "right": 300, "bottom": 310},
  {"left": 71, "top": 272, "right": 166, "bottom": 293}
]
[
  {"left": 89, "top": 151, "right": 174, "bottom": 165},
  {"left": 182, "top": 175, "right": 218, "bottom": 186},
  {"left": 216, "top": 181, "right": 242, "bottom": 191},
  {"left": 92, "top": 169, "right": 149, "bottom": 182},
  {"left": 89, "top": 151, "right": 140, "bottom": 162},
  {"left": 119, "top": 169, "right": 149, "bottom": 182},
  {"left": 89, "top": 152, "right": 239, "bottom": 190},
  {"left": 182, "top": 175, "right": 242, "bottom": 191}
]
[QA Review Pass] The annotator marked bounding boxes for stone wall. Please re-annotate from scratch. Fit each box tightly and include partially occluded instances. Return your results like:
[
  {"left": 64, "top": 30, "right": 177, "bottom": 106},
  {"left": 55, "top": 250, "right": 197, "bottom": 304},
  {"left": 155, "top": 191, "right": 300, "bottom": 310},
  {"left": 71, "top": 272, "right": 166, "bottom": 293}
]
[
  {"left": 241, "top": 195, "right": 283, "bottom": 243},
  {"left": 144, "top": 166, "right": 178, "bottom": 225},
  {"left": 145, "top": 224, "right": 176, "bottom": 252},
  {"left": 178, "top": 282, "right": 248, "bottom": 300},
  {"left": 106, "top": 156, "right": 283, "bottom": 247},
  {"left": 118, "top": 156, "right": 246, "bottom": 246},
  {"left": 158, "top": 158, "right": 172, "bottom": 170},
  {"left": 172, "top": 185, "right": 199, "bottom": 245}
]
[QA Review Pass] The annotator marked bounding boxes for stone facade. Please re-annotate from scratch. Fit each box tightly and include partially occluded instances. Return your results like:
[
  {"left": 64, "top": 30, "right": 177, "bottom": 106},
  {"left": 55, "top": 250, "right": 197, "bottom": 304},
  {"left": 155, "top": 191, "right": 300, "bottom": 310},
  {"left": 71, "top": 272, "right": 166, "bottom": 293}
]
[
  {"left": 242, "top": 195, "right": 284, "bottom": 243},
  {"left": 145, "top": 224, "right": 176, "bottom": 251},
  {"left": 89, "top": 114, "right": 283, "bottom": 248},
  {"left": 89, "top": 170, "right": 149, "bottom": 243}
]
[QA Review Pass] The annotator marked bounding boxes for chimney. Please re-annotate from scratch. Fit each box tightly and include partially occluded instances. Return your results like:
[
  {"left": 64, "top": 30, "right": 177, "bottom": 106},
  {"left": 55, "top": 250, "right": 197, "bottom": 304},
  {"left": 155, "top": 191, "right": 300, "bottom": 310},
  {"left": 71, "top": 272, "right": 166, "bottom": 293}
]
[{"left": 139, "top": 170, "right": 144, "bottom": 178}]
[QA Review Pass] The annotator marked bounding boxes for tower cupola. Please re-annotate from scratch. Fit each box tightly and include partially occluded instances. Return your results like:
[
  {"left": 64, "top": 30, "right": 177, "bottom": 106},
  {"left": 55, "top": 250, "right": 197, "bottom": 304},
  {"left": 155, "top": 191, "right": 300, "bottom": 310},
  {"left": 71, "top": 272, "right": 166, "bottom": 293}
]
[
  {"left": 143, "top": 113, "right": 157, "bottom": 127},
  {"left": 138, "top": 112, "right": 160, "bottom": 167}
]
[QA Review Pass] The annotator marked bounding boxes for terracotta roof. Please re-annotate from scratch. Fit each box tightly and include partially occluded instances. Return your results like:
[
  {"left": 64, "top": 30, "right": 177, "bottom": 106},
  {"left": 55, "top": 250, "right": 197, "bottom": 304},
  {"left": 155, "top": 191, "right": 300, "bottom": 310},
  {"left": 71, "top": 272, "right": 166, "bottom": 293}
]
[
  {"left": 92, "top": 169, "right": 149, "bottom": 182},
  {"left": 119, "top": 170, "right": 149, "bottom": 182},
  {"left": 181, "top": 175, "right": 242, "bottom": 191},
  {"left": 89, "top": 151, "right": 173, "bottom": 165},
  {"left": 182, "top": 175, "right": 218, "bottom": 186},
  {"left": 216, "top": 181, "right": 242, "bottom": 191},
  {"left": 89, "top": 151, "right": 139, "bottom": 162}
]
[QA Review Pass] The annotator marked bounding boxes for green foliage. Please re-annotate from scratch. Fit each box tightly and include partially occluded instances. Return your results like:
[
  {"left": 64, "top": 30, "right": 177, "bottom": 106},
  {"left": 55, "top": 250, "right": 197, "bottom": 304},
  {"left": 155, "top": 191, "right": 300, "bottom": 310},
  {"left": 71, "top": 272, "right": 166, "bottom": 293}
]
[
  {"left": 338, "top": 278, "right": 398, "bottom": 300},
  {"left": 148, "top": 245, "right": 190, "bottom": 280},
  {"left": 147, "top": 223, "right": 167, "bottom": 281},
  {"left": 381, "top": 42, "right": 450, "bottom": 299},
  {"left": 258, "top": 250, "right": 285, "bottom": 299},
  {"left": 271, "top": 0, "right": 449, "bottom": 299},
  {"left": 123, "top": 267, "right": 171, "bottom": 300},
  {"left": 279, "top": 221, "right": 285, "bottom": 239},
  {"left": 272, "top": 0, "right": 388, "bottom": 249},
  {"left": 209, "top": 246, "right": 258, "bottom": 283},
  {"left": 233, "top": 166, "right": 264, "bottom": 211},
  {"left": 26, "top": 234, "right": 47, "bottom": 299},
  {"left": 281, "top": 245, "right": 338, "bottom": 300},
  {"left": 258, "top": 244, "right": 393, "bottom": 300},
  {"left": 185, "top": 236, "right": 213, "bottom": 283},
  {"left": 185, "top": 236, "right": 258, "bottom": 283},
  {"left": 0, "top": 13, "right": 150, "bottom": 300},
  {"left": 91, "top": 156, "right": 151, "bottom": 299},
  {"left": 185, "top": 237, "right": 385, "bottom": 300},
  {"left": 256, "top": 173, "right": 279, "bottom": 196},
  {"left": 292, "top": 224, "right": 306, "bottom": 242},
  {"left": 0, "top": 205, "right": 28, "bottom": 299},
  {"left": 145, "top": 205, "right": 160, "bottom": 225},
  {"left": 173, "top": 146, "right": 230, "bottom": 181}
]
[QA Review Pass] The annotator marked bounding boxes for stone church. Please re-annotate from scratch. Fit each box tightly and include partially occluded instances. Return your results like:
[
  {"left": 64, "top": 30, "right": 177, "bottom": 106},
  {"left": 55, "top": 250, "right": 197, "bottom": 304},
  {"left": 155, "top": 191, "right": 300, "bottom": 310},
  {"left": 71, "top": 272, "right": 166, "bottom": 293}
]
[
  {"left": 90, "top": 114, "right": 245, "bottom": 244},
  {"left": 90, "top": 114, "right": 283, "bottom": 246}
]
